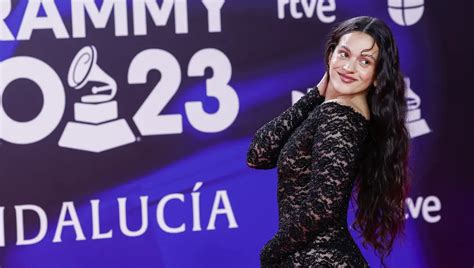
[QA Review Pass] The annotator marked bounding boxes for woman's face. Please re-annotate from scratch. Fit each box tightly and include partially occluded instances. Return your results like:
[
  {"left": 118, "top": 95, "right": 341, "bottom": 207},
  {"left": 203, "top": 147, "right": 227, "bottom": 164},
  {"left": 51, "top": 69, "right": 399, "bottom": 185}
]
[{"left": 328, "top": 31, "right": 379, "bottom": 96}]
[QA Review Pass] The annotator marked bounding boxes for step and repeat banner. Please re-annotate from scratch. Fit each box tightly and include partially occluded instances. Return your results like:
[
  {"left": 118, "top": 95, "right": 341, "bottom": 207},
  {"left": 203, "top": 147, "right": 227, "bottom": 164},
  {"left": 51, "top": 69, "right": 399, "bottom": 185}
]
[{"left": 0, "top": 0, "right": 472, "bottom": 267}]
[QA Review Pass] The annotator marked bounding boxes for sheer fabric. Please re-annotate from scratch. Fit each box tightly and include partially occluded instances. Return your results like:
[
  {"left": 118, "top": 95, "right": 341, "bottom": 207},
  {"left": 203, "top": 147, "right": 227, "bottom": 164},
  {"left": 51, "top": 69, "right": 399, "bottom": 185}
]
[{"left": 247, "top": 87, "right": 370, "bottom": 267}]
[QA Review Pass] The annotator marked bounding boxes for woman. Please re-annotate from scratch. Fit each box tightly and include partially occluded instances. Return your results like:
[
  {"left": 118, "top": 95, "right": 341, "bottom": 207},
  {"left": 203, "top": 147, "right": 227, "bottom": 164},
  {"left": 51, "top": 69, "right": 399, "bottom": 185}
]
[{"left": 246, "top": 16, "right": 410, "bottom": 267}]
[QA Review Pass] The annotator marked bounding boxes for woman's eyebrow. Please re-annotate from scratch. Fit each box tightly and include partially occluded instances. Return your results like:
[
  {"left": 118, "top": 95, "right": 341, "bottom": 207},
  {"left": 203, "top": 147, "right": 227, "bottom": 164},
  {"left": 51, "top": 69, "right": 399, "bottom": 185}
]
[
  {"left": 361, "top": 53, "right": 377, "bottom": 61},
  {"left": 341, "top": 45, "right": 377, "bottom": 61},
  {"left": 341, "top": 45, "right": 351, "bottom": 52}
]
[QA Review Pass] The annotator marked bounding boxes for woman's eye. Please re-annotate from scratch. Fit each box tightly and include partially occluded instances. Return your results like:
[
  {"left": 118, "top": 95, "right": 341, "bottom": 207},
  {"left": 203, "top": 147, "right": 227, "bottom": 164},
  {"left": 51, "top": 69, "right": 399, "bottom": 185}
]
[
  {"left": 338, "top": 51, "right": 348, "bottom": 58},
  {"left": 360, "top": 59, "right": 370, "bottom": 66}
]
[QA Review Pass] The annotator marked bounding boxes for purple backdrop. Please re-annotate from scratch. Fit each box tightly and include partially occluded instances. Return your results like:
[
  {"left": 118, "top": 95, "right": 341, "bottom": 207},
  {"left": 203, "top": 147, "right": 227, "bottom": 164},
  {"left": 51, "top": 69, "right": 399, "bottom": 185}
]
[{"left": 0, "top": 0, "right": 472, "bottom": 267}]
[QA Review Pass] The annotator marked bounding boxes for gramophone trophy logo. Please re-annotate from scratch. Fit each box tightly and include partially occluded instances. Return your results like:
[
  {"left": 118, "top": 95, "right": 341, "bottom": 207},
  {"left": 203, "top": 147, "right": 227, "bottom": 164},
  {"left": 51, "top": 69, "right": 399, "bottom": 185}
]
[
  {"left": 405, "top": 77, "right": 431, "bottom": 138},
  {"left": 58, "top": 45, "right": 135, "bottom": 152}
]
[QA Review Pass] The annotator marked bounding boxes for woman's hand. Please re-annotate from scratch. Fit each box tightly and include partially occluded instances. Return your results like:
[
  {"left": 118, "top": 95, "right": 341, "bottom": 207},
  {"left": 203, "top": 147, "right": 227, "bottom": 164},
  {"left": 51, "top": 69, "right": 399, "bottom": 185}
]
[{"left": 316, "top": 71, "right": 329, "bottom": 97}]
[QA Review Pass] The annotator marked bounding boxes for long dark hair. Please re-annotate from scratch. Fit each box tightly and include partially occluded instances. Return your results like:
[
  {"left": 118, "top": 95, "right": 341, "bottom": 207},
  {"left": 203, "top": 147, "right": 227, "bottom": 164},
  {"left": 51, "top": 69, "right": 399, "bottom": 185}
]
[{"left": 323, "top": 16, "right": 411, "bottom": 266}]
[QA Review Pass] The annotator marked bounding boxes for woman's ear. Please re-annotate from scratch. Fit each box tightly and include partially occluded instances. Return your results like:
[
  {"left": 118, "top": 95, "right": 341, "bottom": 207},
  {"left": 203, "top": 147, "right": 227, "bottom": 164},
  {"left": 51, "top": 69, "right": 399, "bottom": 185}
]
[{"left": 373, "top": 80, "right": 378, "bottom": 87}]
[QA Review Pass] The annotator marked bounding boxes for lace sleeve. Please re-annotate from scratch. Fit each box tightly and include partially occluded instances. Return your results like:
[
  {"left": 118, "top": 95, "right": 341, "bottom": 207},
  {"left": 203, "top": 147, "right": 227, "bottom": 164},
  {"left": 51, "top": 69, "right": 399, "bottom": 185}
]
[
  {"left": 260, "top": 109, "right": 367, "bottom": 264},
  {"left": 246, "top": 87, "right": 324, "bottom": 169}
]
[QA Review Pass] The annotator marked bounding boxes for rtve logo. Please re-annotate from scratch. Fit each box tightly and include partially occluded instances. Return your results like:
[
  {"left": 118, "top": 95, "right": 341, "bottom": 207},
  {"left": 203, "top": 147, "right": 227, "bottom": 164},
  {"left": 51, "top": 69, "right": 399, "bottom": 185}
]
[{"left": 277, "top": 0, "right": 336, "bottom": 23}]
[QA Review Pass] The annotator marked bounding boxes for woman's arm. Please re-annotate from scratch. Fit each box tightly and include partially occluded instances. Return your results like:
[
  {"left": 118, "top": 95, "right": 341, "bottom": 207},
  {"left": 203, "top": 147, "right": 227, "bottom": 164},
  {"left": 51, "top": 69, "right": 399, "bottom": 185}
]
[{"left": 246, "top": 86, "right": 325, "bottom": 169}]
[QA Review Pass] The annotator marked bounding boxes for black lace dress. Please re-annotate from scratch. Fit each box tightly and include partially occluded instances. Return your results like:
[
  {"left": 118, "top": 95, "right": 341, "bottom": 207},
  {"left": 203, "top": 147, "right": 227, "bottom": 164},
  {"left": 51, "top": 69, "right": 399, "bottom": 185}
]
[{"left": 247, "top": 86, "right": 370, "bottom": 267}]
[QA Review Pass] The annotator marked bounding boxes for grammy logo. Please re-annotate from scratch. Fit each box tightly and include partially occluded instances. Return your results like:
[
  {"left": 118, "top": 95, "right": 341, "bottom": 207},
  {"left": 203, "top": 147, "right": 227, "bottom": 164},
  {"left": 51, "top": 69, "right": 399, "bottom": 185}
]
[{"left": 58, "top": 45, "right": 135, "bottom": 152}]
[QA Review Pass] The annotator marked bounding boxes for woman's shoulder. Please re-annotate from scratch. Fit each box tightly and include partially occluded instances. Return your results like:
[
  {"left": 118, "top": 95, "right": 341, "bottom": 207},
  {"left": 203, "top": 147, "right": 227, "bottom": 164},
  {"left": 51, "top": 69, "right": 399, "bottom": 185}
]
[
  {"left": 313, "top": 100, "right": 370, "bottom": 140},
  {"left": 318, "top": 99, "right": 370, "bottom": 125},
  {"left": 311, "top": 102, "right": 370, "bottom": 148},
  {"left": 321, "top": 99, "right": 370, "bottom": 121}
]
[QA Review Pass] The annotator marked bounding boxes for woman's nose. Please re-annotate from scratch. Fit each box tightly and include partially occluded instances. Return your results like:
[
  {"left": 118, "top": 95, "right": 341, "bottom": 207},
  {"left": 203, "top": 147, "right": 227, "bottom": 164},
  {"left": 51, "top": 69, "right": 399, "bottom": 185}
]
[{"left": 343, "top": 59, "right": 356, "bottom": 72}]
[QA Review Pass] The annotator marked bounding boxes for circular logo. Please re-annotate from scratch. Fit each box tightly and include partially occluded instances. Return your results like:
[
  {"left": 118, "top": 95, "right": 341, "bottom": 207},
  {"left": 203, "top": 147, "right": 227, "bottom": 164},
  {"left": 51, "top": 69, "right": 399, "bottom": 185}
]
[{"left": 388, "top": 0, "right": 424, "bottom": 26}]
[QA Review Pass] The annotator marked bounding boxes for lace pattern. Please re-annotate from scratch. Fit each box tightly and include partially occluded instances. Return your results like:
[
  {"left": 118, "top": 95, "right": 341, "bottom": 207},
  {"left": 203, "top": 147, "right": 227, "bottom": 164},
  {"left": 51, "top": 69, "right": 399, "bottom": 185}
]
[{"left": 247, "top": 87, "right": 370, "bottom": 267}]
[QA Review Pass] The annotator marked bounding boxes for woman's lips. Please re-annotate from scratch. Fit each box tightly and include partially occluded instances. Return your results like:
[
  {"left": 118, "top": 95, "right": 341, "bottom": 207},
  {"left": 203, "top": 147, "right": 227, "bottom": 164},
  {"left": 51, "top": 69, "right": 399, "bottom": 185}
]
[{"left": 338, "top": 72, "right": 357, "bottom": 83}]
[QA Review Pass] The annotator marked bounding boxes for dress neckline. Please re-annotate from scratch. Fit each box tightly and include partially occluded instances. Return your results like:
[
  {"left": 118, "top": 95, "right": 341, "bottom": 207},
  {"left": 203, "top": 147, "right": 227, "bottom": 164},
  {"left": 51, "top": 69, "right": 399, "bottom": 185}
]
[{"left": 320, "top": 101, "right": 370, "bottom": 123}]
